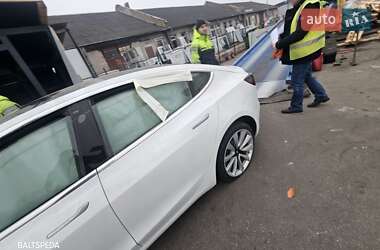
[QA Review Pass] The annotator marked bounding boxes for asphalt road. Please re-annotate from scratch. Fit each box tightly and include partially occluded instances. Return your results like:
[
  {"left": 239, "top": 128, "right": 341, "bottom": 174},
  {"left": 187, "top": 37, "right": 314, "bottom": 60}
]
[{"left": 150, "top": 41, "right": 380, "bottom": 250}]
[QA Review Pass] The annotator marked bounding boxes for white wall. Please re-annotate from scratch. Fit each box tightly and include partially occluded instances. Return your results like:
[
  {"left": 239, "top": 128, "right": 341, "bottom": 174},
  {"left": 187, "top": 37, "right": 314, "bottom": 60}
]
[{"left": 65, "top": 49, "right": 92, "bottom": 80}]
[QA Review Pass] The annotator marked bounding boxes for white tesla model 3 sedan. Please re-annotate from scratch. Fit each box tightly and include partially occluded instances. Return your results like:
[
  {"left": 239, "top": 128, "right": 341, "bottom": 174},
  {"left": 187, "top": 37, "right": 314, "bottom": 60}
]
[{"left": 0, "top": 64, "right": 259, "bottom": 250}]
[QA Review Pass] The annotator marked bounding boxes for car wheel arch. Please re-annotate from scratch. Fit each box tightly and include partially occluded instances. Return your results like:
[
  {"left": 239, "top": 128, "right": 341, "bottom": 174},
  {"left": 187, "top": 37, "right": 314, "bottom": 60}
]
[
  {"left": 214, "top": 115, "right": 257, "bottom": 182},
  {"left": 216, "top": 115, "right": 257, "bottom": 154},
  {"left": 213, "top": 115, "right": 257, "bottom": 170},
  {"left": 233, "top": 116, "right": 257, "bottom": 135}
]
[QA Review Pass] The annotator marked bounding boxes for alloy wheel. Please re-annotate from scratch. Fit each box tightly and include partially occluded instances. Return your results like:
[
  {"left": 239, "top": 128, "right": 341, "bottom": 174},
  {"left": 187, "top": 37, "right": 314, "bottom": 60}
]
[{"left": 224, "top": 128, "right": 254, "bottom": 177}]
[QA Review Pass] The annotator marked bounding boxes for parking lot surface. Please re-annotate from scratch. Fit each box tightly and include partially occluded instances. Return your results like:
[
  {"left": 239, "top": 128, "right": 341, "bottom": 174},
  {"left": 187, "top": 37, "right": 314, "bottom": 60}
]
[{"left": 151, "top": 41, "right": 380, "bottom": 250}]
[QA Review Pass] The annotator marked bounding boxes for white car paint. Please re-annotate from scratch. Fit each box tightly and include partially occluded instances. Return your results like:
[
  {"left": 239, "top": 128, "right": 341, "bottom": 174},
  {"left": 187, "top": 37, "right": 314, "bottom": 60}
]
[
  {"left": 97, "top": 75, "right": 219, "bottom": 247},
  {"left": 0, "top": 64, "right": 260, "bottom": 250},
  {"left": 0, "top": 173, "right": 137, "bottom": 250}
]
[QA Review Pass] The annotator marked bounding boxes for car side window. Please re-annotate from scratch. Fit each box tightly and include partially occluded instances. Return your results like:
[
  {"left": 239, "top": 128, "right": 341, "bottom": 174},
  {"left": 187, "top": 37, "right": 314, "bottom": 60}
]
[
  {"left": 189, "top": 72, "right": 211, "bottom": 96},
  {"left": 0, "top": 116, "right": 81, "bottom": 233},
  {"left": 146, "top": 71, "right": 211, "bottom": 116},
  {"left": 92, "top": 72, "right": 211, "bottom": 155},
  {"left": 92, "top": 85, "right": 162, "bottom": 155},
  {"left": 146, "top": 80, "right": 193, "bottom": 115}
]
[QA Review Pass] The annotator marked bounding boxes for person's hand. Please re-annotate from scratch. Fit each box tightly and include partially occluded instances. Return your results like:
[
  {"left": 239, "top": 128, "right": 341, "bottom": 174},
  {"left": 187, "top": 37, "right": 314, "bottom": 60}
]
[{"left": 272, "top": 49, "right": 283, "bottom": 59}]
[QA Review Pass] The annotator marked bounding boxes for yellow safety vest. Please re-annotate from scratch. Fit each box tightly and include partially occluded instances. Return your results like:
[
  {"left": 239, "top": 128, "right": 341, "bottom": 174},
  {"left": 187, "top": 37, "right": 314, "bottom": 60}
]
[
  {"left": 0, "top": 96, "right": 17, "bottom": 117},
  {"left": 290, "top": 0, "right": 325, "bottom": 60},
  {"left": 191, "top": 28, "right": 216, "bottom": 64}
]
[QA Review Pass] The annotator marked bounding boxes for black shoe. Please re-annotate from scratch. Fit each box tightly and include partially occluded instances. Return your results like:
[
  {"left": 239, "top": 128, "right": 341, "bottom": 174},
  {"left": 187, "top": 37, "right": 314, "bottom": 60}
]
[
  {"left": 307, "top": 97, "right": 330, "bottom": 108},
  {"left": 281, "top": 108, "right": 303, "bottom": 114}
]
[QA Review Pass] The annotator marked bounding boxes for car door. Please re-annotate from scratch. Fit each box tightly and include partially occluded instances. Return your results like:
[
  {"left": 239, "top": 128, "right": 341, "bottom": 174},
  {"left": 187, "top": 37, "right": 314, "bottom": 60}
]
[
  {"left": 93, "top": 71, "right": 217, "bottom": 246},
  {"left": 0, "top": 102, "right": 137, "bottom": 250}
]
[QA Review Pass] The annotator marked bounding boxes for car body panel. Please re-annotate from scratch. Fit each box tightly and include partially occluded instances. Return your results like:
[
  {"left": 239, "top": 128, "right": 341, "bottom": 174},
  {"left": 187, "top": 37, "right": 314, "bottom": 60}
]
[
  {"left": 97, "top": 72, "right": 219, "bottom": 247},
  {"left": 0, "top": 173, "right": 137, "bottom": 250},
  {"left": 0, "top": 64, "right": 259, "bottom": 250},
  {"left": 196, "top": 68, "right": 260, "bottom": 186},
  {"left": 96, "top": 67, "right": 259, "bottom": 249}
]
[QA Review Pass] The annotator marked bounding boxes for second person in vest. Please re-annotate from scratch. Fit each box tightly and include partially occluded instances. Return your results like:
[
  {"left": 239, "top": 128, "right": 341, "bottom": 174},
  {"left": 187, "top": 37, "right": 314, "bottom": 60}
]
[
  {"left": 191, "top": 19, "right": 220, "bottom": 65},
  {"left": 276, "top": 0, "right": 330, "bottom": 114},
  {"left": 0, "top": 95, "right": 19, "bottom": 118}
]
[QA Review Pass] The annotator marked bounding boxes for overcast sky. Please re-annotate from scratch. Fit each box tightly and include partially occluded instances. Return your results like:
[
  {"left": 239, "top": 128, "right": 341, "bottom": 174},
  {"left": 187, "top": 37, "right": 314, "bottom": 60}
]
[{"left": 45, "top": 0, "right": 284, "bottom": 15}]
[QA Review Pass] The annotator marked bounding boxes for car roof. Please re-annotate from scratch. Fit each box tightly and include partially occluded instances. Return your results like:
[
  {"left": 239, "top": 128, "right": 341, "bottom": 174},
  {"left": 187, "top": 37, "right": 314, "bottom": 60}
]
[
  {"left": 0, "top": 65, "right": 163, "bottom": 122},
  {"left": 0, "top": 64, "right": 246, "bottom": 137}
]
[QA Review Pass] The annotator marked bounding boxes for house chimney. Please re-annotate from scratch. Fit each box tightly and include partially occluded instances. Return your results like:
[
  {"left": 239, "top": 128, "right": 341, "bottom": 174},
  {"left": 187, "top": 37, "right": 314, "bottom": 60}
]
[{"left": 124, "top": 2, "right": 130, "bottom": 8}]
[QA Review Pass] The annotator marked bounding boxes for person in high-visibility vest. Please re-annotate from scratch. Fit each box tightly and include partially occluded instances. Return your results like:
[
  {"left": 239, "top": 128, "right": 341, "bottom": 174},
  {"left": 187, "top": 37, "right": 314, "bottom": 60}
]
[
  {"left": 191, "top": 19, "right": 220, "bottom": 65},
  {"left": 275, "top": 0, "right": 330, "bottom": 114},
  {"left": 0, "top": 96, "right": 19, "bottom": 118}
]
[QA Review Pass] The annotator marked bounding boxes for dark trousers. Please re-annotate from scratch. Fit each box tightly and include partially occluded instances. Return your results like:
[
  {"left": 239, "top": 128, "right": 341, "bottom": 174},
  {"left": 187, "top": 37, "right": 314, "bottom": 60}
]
[{"left": 290, "top": 62, "right": 328, "bottom": 111}]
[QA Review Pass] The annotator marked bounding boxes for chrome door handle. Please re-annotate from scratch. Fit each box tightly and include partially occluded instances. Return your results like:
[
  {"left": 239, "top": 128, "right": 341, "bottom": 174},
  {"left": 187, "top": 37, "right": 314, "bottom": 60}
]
[
  {"left": 47, "top": 202, "right": 89, "bottom": 239},
  {"left": 192, "top": 114, "right": 210, "bottom": 130}
]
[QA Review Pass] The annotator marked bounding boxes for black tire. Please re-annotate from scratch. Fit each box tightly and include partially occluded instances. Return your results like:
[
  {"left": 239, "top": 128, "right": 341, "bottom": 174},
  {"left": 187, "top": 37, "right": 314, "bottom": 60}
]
[{"left": 216, "top": 121, "right": 255, "bottom": 183}]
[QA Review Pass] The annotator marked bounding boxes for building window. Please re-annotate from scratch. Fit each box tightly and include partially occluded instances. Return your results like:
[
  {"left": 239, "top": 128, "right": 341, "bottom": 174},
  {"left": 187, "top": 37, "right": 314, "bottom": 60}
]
[
  {"left": 155, "top": 39, "right": 165, "bottom": 48},
  {"left": 210, "top": 24, "right": 223, "bottom": 38},
  {"left": 103, "top": 48, "right": 121, "bottom": 60},
  {"left": 125, "top": 49, "right": 138, "bottom": 61},
  {"left": 170, "top": 36, "right": 178, "bottom": 48},
  {"left": 119, "top": 47, "right": 140, "bottom": 63},
  {"left": 180, "top": 32, "right": 190, "bottom": 43}
]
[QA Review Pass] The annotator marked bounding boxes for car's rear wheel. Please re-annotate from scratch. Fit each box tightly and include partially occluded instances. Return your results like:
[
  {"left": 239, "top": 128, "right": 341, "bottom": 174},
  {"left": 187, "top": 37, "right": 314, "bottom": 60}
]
[{"left": 216, "top": 121, "right": 255, "bottom": 182}]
